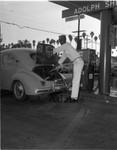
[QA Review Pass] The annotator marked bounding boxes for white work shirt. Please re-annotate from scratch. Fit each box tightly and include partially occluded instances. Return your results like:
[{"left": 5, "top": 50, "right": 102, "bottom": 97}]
[{"left": 53, "top": 42, "right": 81, "bottom": 64}]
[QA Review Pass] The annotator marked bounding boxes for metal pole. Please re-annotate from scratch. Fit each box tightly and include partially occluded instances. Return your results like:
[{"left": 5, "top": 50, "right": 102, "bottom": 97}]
[
  {"left": 86, "top": 35, "right": 88, "bottom": 49},
  {"left": 99, "top": 9, "right": 112, "bottom": 95},
  {"left": 77, "top": 15, "right": 80, "bottom": 51},
  {"left": 0, "top": 24, "right": 1, "bottom": 51}
]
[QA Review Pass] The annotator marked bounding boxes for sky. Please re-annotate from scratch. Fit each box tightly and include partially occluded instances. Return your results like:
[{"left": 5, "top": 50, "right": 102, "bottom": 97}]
[{"left": 0, "top": 0, "right": 116, "bottom": 56}]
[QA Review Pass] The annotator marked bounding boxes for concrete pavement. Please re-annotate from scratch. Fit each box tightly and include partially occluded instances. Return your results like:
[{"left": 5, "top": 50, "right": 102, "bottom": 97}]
[{"left": 1, "top": 91, "right": 117, "bottom": 149}]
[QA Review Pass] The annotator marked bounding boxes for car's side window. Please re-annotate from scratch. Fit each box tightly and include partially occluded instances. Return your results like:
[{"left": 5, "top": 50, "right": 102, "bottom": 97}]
[
  {"left": 7, "top": 54, "right": 16, "bottom": 65},
  {"left": 2, "top": 54, "right": 8, "bottom": 65}
]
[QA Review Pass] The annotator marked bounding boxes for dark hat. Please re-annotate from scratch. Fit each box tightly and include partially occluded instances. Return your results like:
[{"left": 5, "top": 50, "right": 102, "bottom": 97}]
[{"left": 59, "top": 35, "right": 66, "bottom": 39}]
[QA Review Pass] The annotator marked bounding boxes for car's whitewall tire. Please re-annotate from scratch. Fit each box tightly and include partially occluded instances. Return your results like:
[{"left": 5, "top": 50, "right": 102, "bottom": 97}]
[{"left": 12, "top": 80, "right": 27, "bottom": 101}]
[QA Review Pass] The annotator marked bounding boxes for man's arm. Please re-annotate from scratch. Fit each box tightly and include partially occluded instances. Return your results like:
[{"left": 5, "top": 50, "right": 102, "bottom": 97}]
[
  {"left": 58, "top": 52, "right": 66, "bottom": 64},
  {"left": 53, "top": 43, "right": 67, "bottom": 53}
]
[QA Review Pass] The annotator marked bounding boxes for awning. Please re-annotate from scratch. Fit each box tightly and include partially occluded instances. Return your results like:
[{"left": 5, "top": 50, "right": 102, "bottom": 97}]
[{"left": 51, "top": 1, "right": 117, "bottom": 21}]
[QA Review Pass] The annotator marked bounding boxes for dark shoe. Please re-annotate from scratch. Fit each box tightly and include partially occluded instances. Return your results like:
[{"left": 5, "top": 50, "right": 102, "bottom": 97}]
[
  {"left": 64, "top": 97, "right": 71, "bottom": 103},
  {"left": 78, "top": 97, "right": 84, "bottom": 102},
  {"left": 70, "top": 98, "right": 78, "bottom": 103}
]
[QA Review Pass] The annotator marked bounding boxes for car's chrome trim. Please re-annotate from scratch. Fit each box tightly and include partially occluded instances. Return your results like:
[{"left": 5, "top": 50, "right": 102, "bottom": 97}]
[{"left": 35, "top": 86, "right": 66, "bottom": 94}]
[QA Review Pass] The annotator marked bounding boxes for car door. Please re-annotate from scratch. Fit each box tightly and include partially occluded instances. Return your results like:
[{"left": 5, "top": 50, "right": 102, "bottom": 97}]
[{"left": 1, "top": 53, "right": 17, "bottom": 90}]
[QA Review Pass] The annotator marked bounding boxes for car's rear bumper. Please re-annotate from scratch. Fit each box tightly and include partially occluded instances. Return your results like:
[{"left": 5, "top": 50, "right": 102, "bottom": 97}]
[{"left": 34, "top": 86, "right": 67, "bottom": 95}]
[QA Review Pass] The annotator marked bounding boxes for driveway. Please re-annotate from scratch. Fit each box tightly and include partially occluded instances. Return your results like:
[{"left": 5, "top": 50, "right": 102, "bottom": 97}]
[{"left": 1, "top": 91, "right": 117, "bottom": 149}]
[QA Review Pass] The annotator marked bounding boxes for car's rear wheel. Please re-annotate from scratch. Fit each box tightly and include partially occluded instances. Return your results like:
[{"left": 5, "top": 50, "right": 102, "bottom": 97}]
[{"left": 12, "top": 81, "right": 26, "bottom": 101}]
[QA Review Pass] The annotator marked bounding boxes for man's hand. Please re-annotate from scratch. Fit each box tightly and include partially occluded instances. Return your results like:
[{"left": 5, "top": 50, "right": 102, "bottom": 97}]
[
  {"left": 55, "top": 64, "right": 63, "bottom": 71},
  {"left": 53, "top": 48, "right": 56, "bottom": 54}
]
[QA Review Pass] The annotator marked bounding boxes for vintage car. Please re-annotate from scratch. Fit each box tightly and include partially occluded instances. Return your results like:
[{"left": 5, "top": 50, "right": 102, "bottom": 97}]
[{"left": 0, "top": 48, "right": 67, "bottom": 101}]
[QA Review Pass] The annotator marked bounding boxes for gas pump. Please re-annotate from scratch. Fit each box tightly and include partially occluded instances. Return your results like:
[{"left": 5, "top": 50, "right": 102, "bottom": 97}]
[{"left": 79, "top": 49, "right": 96, "bottom": 91}]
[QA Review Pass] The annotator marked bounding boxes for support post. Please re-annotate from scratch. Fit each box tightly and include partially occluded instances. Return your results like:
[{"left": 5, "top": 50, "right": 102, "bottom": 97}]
[
  {"left": 77, "top": 15, "right": 80, "bottom": 51},
  {"left": 0, "top": 24, "right": 2, "bottom": 51},
  {"left": 99, "top": 9, "right": 112, "bottom": 95}
]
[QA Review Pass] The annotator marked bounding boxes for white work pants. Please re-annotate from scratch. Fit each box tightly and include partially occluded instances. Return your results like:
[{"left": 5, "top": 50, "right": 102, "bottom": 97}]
[{"left": 71, "top": 58, "right": 84, "bottom": 99}]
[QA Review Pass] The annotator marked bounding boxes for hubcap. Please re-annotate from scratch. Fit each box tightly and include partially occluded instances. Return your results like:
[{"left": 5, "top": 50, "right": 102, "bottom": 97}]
[{"left": 14, "top": 82, "right": 24, "bottom": 99}]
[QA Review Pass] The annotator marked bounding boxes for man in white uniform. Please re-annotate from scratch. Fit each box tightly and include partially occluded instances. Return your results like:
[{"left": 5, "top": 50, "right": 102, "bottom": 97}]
[{"left": 53, "top": 35, "right": 84, "bottom": 102}]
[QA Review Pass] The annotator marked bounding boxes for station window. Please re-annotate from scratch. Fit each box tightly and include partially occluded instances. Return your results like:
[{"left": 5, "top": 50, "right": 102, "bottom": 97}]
[
  {"left": 7, "top": 54, "right": 16, "bottom": 65},
  {"left": 2, "top": 54, "right": 16, "bottom": 65},
  {"left": 2, "top": 54, "right": 8, "bottom": 65}
]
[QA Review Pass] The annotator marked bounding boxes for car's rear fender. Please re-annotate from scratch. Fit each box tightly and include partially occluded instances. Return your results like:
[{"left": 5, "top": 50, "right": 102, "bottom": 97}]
[{"left": 11, "top": 72, "right": 47, "bottom": 95}]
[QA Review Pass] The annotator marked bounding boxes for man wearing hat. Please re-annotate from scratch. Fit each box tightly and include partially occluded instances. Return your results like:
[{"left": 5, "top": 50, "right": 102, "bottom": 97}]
[{"left": 53, "top": 35, "right": 84, "bottom": 102}]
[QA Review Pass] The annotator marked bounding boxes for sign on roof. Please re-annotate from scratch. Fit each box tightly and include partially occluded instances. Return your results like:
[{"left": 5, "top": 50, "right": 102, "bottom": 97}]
[
  {"left": 62, "top": 1, "right": 117, "bottom": 18},
  {"left": 65, "top": 14, "right": 85, "bottom": 22}
]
